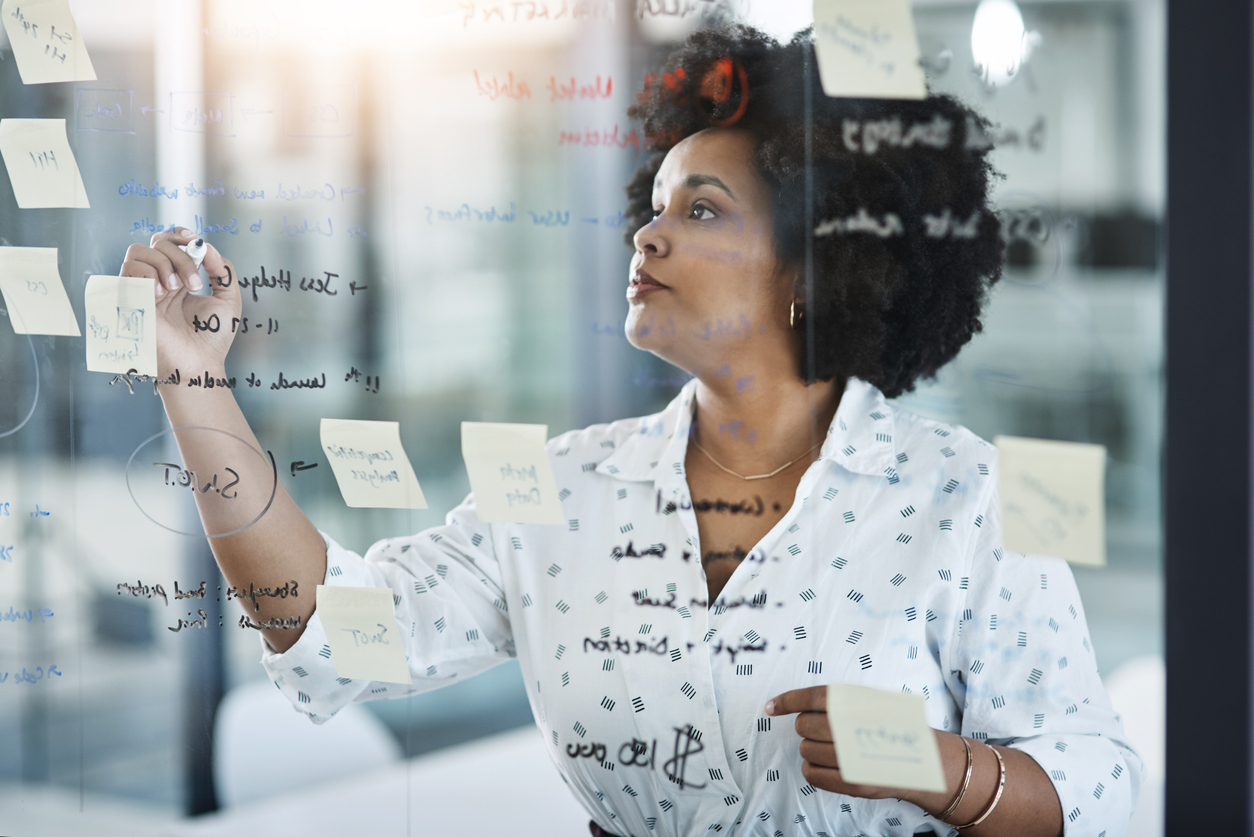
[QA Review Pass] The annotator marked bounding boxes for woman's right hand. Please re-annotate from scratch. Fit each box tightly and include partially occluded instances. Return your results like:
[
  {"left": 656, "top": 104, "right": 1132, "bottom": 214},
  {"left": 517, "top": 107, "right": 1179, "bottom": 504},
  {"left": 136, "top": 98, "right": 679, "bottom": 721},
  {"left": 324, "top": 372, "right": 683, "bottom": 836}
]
[{"left": 120, "top": 227, "right": 242, "bottom": 380}]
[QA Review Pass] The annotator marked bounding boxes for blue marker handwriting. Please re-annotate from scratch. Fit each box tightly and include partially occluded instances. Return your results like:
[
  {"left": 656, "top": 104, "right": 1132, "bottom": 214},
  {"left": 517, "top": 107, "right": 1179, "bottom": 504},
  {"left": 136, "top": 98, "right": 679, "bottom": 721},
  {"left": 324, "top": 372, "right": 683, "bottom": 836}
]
[
  {"left": 0, "top": 665, "right": 62, "bottom": 684},
  {"left": 117, "top": 179, "right": 365, "bottom": 203},
  {"left": 282, "top": 216, "right": 332, "bottom": 236},
  {"left": 118, "top": 179, "right": 179, "bottom": 199},
  {"left": 424, "top": 202, "right": 517, "bottom": 224},
  {"left": 184, "top": 180, "right": 227, "bottom": 198},
  {"left": 276, "top": 182, "right": 366, "bottom": 202},
  {"left": 1, "top": 606, "right": 54, "bottom": 624}
]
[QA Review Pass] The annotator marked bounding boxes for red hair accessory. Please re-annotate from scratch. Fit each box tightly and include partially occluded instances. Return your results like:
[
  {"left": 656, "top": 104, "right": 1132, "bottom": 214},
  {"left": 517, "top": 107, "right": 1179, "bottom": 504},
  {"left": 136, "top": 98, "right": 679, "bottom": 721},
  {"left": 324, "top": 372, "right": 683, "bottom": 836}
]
[{"left": 698, "top": 57, "right": 749, "bottom": 127}]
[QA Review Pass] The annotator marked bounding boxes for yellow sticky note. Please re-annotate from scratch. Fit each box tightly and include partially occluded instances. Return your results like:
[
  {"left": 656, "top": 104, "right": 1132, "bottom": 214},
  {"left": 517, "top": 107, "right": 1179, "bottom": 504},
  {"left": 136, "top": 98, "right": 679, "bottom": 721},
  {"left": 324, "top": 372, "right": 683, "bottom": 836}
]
[
  {"left": 995, "top": 436, "right": 1106, "bottom": 567},
  {"left": 320, "top": 419, "right": 428, "bottom": 509},
  {"left": 316, "top": 585, "right": 412, "bottom": 685},
  {"left": 826, "top": 683, "right": 946, "bottom": 793},
  {"left": 462, "top": 422, "right": 564, "bottom": 524},
  {"left": 0, "top": 246, "right": 79, "bottom": 335},
  {"left": 1, "top": 0, "right": 97, "bottom": 84},
  {"left": 0, "top": 119, "right": 90, "bottom": 208},
  {"left": 83, "top": 275, "right": 156, "bottom": 376},
  {"left": 813, "top": 0, "right": 927, "bottom": 100}
]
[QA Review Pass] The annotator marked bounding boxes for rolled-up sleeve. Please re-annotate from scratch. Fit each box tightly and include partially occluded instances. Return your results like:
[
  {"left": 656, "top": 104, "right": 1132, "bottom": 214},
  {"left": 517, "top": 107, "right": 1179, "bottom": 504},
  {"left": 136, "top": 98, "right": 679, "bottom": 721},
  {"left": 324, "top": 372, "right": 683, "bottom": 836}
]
[
  {"left": 261, "top": 492, "right": 515, "bottom": 723},
  {"left": 942, "top": 482, "right": 1144, "bottom": 836}
]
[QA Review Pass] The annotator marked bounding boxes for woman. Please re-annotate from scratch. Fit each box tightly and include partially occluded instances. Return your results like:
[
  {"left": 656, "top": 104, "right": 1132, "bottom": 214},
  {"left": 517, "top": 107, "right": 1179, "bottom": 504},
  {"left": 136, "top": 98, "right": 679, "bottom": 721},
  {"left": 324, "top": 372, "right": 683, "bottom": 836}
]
[{"left": 120, "top": 25, "right": 1139, "bottom": 837}]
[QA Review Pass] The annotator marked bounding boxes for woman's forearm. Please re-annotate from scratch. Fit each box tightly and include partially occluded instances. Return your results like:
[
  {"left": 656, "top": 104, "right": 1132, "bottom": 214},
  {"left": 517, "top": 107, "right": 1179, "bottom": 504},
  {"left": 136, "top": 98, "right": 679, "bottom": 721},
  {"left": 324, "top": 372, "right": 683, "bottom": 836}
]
[
  {"left": 160, "top": 371, "right": 326, "bottom": 653},
  {"left": 904, "top": 732, "right": 1063, "bottom": 836}
]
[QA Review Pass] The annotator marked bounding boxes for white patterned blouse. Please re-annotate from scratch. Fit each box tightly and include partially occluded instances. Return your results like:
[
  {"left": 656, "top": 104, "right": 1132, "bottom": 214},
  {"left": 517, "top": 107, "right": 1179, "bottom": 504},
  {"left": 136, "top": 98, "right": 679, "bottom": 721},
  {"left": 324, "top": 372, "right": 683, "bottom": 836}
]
[{"left": 262, "top": 377, "right": 1141, "bottom": 837}]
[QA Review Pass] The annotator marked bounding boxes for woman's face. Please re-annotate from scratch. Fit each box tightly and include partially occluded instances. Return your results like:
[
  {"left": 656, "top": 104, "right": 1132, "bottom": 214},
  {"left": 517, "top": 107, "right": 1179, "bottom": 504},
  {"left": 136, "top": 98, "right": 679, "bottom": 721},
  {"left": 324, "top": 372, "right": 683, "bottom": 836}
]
[{"left": 626, "top": 128, "right": 795, "bottom": 377}]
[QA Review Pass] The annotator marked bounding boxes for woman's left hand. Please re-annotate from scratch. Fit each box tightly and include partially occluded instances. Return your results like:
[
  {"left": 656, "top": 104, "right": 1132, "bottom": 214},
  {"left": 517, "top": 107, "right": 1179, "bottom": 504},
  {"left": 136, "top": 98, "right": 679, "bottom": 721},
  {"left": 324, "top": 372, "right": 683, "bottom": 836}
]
[{"left": 765, "top": 685, "right": 910, "bottom": 801}]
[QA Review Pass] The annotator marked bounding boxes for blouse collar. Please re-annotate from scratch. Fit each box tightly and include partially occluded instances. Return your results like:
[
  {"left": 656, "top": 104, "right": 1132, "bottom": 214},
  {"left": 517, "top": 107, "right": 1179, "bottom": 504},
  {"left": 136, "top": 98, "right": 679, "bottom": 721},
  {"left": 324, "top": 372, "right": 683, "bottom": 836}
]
[{"left": 595, "top": 377, "right": 899, "bottom": 486}]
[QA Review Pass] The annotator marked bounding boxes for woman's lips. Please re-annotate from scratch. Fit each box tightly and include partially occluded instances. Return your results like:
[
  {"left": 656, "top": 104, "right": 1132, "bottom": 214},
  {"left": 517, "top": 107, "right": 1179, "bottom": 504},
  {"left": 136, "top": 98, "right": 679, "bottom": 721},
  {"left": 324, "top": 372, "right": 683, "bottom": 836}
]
[{"left": 628, "top": 270, "right": 668, "bottom": 299}]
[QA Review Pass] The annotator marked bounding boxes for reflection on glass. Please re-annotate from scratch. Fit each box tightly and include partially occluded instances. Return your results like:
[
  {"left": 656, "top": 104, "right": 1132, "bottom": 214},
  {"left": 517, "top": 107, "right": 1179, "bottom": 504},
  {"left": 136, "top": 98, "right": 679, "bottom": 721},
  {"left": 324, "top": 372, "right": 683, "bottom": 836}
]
[{"left": 0, "top": 1, "right": 1163, "bottom": 834}]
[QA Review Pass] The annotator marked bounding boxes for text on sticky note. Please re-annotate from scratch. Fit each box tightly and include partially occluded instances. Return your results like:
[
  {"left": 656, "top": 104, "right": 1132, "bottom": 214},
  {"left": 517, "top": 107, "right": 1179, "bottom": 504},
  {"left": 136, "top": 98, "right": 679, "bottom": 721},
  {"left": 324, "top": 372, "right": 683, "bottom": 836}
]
[
  {"left": 0, "top": 246, "right": 79, "bottom": 335},
  {"left": 461, "top": 422, "right": 564, "bottom": 524},
  {"left": 315, "top": 585, "right": 412, "bottom": 685},
  {"left": 0, "top": 118, "right": 90, "bottom": 208},
  {"left": 826, "top": 682, "right": 946, "bottom": 793},
  {"left": 813, "top": 0, "right": 927, "bottom": 100},
  {"left": 995, "top": 435, "right": 1106, "bottom": 567},
  {"left": 320, "top": 419, "right": 427, "bottom": 509},
  {"left": 83, "top": 275, "right": 156, "bottom": 376},
  {"left": 2, "top": 0, "right": 97, "bottom": 85}
]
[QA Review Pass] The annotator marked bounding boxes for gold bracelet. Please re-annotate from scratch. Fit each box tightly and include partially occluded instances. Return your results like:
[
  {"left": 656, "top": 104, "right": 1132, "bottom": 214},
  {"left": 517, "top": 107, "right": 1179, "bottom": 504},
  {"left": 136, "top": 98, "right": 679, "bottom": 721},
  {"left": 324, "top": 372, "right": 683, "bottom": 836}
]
[
  {"left": 956, "top": 743, "right": 1006, "bottom": 830},
  {"left": 937, "top": 736, "right": 973, "bottom": 822}
]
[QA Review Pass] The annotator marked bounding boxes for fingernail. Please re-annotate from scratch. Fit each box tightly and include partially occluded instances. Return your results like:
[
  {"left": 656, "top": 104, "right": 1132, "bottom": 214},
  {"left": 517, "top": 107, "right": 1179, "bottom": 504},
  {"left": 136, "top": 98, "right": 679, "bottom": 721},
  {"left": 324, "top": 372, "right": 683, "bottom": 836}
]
[
  {"left": 764, "top": 700, "right": 776, "bottom": 715},
  {"left": 155, "top": 281, "right": 166, "bottom": 299},
  {"left": 188, "top": 273, "right": 203, "bottom": 291},
  {"left": 168, "top": 273, "right": 181, "bottom": 290}
]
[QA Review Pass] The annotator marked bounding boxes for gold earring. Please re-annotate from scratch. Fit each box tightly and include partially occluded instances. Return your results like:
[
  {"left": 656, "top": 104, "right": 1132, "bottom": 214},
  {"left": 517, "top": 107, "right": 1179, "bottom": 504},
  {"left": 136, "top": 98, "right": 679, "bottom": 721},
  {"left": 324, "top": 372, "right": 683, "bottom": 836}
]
[{"left": 790, "top": 299, "right": 802, "bottom": 328}]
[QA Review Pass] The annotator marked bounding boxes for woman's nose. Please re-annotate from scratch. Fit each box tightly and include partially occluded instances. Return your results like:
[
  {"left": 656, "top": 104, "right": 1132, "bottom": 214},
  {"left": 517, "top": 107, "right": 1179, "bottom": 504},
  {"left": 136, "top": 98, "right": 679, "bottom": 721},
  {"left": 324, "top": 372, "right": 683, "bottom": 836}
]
[{"left": 633, "top": 215, "right": 670, "bottom": 258}]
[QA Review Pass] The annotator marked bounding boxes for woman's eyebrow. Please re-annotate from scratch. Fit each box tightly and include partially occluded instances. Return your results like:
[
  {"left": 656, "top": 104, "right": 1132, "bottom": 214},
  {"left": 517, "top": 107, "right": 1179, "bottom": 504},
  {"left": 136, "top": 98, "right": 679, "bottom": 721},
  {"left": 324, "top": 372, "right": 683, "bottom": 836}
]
[
  {"left": 653, "top": 173, "right": 738, "bottom": 201},
  {"left": 684, "top": 174, "right": 736, "bottom": 200}
]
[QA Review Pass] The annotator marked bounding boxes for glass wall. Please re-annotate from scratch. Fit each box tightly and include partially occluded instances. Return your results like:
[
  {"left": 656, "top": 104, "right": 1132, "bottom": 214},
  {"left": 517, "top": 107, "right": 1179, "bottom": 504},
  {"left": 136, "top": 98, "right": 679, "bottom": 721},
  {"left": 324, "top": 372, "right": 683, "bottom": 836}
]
[{"left": 0, "top": 0, "right": 1163, "bottom": 833}]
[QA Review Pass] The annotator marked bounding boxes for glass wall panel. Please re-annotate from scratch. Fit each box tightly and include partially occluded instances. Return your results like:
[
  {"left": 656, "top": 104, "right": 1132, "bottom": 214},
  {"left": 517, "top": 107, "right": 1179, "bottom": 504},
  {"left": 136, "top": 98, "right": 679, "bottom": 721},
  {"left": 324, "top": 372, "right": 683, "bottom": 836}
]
[{"left": 0, "top": 1, "right": 1163, "bottom": 834}]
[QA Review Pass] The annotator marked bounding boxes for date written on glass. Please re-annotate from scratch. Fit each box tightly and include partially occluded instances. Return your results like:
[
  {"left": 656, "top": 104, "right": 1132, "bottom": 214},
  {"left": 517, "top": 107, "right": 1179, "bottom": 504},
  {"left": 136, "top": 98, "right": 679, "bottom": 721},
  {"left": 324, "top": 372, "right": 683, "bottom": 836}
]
[{"left": 190, "top": 313, "right": 279, "bottom": 335}]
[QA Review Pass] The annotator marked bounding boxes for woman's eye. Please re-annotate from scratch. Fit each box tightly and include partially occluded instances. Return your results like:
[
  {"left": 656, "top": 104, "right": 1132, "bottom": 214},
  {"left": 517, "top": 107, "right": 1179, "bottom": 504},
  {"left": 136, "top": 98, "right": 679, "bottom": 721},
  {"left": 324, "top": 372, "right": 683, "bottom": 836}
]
[
  {"left": 651, "top": 207, "right": 663, "bottom": 219},
  {"left": 690, "top": 203, "right": 715, "bottom": 221}
]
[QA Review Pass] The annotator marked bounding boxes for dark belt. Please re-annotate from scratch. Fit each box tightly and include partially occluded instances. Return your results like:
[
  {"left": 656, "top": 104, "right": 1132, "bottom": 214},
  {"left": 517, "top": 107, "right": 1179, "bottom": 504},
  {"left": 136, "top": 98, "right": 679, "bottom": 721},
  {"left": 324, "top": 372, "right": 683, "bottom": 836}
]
[{"left": 589, "top": 820, "right": 625, "bottom": 837}]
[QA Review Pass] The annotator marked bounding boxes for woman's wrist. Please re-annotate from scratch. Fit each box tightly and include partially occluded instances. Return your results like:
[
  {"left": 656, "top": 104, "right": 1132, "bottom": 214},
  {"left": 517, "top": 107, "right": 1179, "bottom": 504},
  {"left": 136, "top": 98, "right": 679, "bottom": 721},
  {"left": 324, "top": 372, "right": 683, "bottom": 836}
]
[{"left": 890, "top": 731, "right": 969, "bottom": 812}]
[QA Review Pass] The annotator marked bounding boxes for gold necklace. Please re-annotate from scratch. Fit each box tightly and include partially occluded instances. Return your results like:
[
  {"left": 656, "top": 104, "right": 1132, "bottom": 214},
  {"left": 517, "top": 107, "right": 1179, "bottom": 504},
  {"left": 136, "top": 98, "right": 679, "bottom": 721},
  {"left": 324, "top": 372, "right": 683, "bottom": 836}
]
[{"left": 690, "top": 437, "right": 823, "bottom": 481}]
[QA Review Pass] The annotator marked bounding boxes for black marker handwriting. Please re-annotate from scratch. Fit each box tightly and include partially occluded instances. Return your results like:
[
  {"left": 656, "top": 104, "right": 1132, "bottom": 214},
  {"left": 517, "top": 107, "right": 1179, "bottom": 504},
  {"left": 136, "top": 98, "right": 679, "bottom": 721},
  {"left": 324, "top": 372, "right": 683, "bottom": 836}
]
[
  {"left": 191, "top": 313, "right": 220, "bottom": 332},
  {"left": 582, "top": 635, "right": 669, "bottom": 656},
  {"left": 153, "top": 462, "right": 240, "bottom": 498},
  {"left": 175, "top": 581, "right": 208, "bottom": 600},
  {"left": 108, "top": 367, "right": 180, "bottom": 394},
  {"left": 662, "top": 725, "right": 707, "bottom": 789},
  {"left": 213, "top": 264, "right": 234, "bottom": 288},
  {"left": 566, "top": 741, "right": 608, "bottom": 761},
  {"left": 686, "top": 638, "right": 769, "bottom": 665},
  {"left": 693, "top": 496, "right": 765, "bottom": 515},
  {"left": 618, "top": 738, "right": 653, "bottom": 768},
  {"left": 237, "top": 267, "right": 353, "bottom": 303},
  {"left": 702, "top": 547, "right": 748, "bottom": 565},
  {"left": 632, "top": 591, "right": 766, "bottom": 611},
  {"left": 562, "top": 727, "right": 706, "bottom": 790},
  {"left": 270, "top": 372, "right": 326, "bottom": 390},
  {"left": 226, "top": 580, "right": 299, "bottom": 613},
  {"left": 609, "top": 541, "right": 666, "bottom": 560},
  {"left": 345, "top": 367, "right": 380, "bottom": 393},
  {"left": 231, "top": 316, "right": 280, "bottom": 335},
  {"left": 298, "top": 271, "right": 337, "bottom": 296},
  {"left": 239, "top": 614, "right": 302, "bottom": 630},
  {"left": 185, "top": 370, "right": 237, "bottom": 389},
  {"left": 656, "top": 489, "right": 781, "bottom": 516},
  {"left": 169, "top": 609, "right": 209, "bottom": 632},
  {"left": 117, "top": 580, "right": 169, "bottom": 606}
]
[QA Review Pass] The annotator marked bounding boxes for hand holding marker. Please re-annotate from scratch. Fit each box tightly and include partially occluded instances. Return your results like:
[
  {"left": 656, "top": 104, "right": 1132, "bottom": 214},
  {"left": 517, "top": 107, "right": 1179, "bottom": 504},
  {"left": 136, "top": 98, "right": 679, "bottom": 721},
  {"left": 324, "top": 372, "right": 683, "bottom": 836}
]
[{"left": 179, "top": 237, "right": 208, "bottom": 275}]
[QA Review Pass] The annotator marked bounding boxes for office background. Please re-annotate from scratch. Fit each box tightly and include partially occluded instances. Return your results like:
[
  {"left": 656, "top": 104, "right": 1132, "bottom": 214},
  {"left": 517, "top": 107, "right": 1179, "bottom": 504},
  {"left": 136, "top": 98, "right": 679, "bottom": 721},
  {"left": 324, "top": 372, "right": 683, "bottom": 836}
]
[{"left": 0, "top": 0, "right": 1187, "bottom": 833}]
